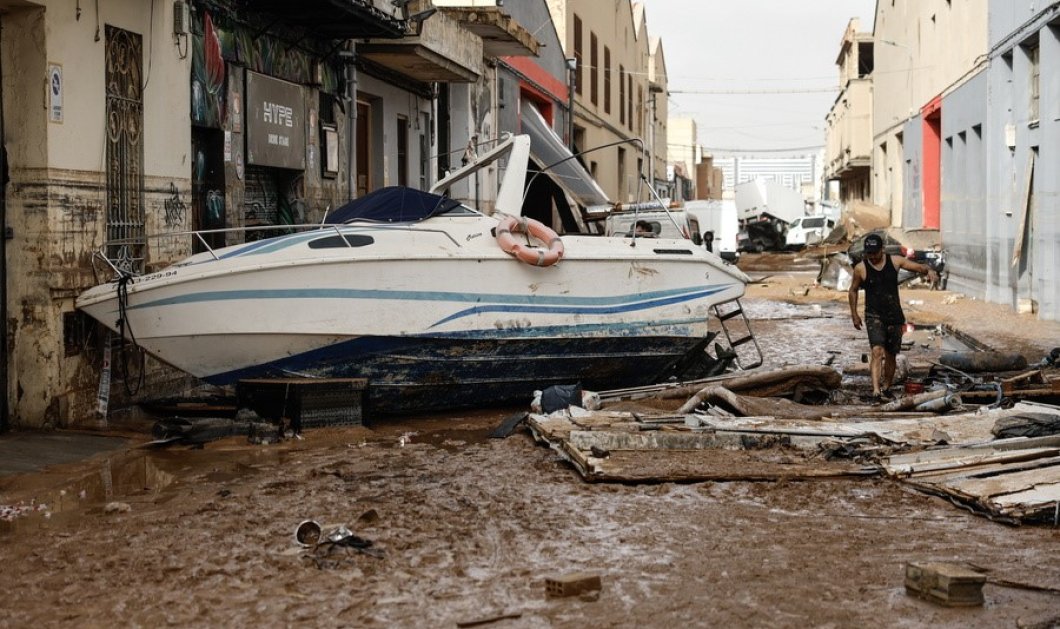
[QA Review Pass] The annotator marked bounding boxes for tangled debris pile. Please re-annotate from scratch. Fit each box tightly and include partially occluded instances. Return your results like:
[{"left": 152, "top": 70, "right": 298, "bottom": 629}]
[{"left": 525, "top": 360, "right": 1060, "bottom": 524}]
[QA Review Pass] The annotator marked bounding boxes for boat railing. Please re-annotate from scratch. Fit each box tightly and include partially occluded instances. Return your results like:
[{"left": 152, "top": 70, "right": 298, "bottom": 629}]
[{"left": 89, "top": 221, "right": 465, "bottom": 282}]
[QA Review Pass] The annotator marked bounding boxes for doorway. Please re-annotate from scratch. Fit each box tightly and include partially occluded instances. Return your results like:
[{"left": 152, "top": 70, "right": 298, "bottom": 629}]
[{"left": 191, "top": 128, "right": 226, "bottom": 251}]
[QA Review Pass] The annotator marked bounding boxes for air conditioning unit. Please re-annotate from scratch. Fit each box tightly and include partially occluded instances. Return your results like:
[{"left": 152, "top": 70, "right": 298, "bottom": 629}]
[{"left": 173, "top": 1, "right": 190, "bottom": 36}]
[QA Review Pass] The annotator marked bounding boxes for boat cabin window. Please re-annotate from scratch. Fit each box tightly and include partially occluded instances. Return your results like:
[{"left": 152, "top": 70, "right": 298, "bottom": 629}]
[
  {"left": 308, "top": 234, "right": 375, "bottom": 249},
  {"left": 437, "top": 204, "right": 480, "bottom": 216}
]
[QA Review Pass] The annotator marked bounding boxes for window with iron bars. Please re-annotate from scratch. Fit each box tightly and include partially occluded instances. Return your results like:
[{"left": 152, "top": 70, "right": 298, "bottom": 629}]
[{"left": 105, "top": 26, "right": 146, "bottom": 273}]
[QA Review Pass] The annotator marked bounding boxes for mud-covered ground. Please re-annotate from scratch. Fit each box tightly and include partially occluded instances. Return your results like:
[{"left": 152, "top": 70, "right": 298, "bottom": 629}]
[{"left": 2, "top": 256, "right": 1060, "bottom": 628}]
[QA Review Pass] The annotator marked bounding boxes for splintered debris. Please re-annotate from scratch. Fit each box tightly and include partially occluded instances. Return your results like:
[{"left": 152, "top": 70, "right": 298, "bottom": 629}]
[
  {"left": 882, "top": 403, "right": 1060, "bottom": 523},
  {"left": 526, "top": 411, "right": 874, "bottom": 482}
]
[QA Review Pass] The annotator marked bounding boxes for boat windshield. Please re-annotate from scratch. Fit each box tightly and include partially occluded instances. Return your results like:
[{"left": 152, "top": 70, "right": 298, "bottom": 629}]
[{"left": 326, "top": 186, "right": 464, "bottom": 223}]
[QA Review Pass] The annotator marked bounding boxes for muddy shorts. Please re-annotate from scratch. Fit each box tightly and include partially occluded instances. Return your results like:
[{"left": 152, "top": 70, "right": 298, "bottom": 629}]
[{"left": 865, "top": 315, "right": 904, "bottom": 355}]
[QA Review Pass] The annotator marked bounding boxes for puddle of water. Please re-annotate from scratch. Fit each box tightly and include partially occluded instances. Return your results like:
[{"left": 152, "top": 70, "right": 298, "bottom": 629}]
[{"left": 0, "top": 451, "right": 177, "bottom": 534}]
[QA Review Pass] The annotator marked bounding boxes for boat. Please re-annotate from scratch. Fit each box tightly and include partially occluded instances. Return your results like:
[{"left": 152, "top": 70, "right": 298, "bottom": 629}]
[{"left": 76, "top": 135, "right": 752, "bottom": 413}]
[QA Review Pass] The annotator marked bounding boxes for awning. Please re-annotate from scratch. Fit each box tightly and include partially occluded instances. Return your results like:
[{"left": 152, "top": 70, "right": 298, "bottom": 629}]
[
  {"left": 253, "top": 0, "right": 406, "bottom": 40},
  {"left": 521, "top": 102, "right": 611, "bottom": 211}
]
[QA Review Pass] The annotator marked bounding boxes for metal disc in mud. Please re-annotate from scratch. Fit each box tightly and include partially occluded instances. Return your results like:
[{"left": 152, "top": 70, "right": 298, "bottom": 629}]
[{"left": 295, "top": 520, "right": 322, "bottom": 546}]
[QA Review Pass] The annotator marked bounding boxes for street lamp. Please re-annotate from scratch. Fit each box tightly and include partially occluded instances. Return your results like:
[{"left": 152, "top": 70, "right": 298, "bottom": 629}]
[{"left": 648, "top": 84, "right": 664, "bottom": 196}]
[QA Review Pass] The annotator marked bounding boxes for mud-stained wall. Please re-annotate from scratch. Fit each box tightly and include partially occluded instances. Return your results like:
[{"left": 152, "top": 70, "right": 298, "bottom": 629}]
[{"left": 3, "top": 1, "right": 192, "bottom": 428}]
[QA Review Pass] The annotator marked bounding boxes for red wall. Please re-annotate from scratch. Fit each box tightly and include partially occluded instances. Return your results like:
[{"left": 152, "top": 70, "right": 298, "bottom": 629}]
[{"left": 921, "top": 96, "right": 942, "bottom": 229}]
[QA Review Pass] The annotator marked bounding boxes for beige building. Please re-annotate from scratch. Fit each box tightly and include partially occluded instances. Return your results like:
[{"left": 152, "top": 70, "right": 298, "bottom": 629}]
[
  {"left": 872, "top": 0, "right": 988, "bottom": 227},
  {"left": 547, "top": 0, "right": 667, "bottom": 205},
  {"left": 824, "top": 18, "right": 873, "bottom": 204},
  {"left": 667, "top": 116, "right": 698, "bottom": 199},
  {"left": 0, "top": 0, "right": 497, "bottom": 428}
]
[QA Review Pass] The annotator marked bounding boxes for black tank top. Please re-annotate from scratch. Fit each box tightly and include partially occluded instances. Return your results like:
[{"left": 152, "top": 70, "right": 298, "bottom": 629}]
[{"left": 863, "top": 255, "right": 905, "bottom": 324}]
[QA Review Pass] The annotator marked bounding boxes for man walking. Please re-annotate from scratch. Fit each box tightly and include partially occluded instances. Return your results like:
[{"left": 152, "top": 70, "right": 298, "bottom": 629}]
[{"left": 848, "top": 234, "right": 938, "bottom": 400}]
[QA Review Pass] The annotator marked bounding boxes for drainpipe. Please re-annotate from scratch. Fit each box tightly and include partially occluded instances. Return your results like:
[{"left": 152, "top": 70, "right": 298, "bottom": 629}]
[
  {"left": 566, "top": 57, "right": 577, "bottom": 151},
  {"left": 340, "top": 46, "right": 357, "bottom": 199}
]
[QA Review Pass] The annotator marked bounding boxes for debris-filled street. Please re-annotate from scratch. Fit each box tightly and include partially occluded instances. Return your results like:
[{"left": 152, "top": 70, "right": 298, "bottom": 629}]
[{"left": 3, "top": 256, "right": 1060, "bottom": 628}]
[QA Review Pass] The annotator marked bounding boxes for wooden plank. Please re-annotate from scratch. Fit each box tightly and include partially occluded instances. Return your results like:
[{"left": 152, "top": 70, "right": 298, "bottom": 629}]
[
  {"left": 904, "top": 455, "right": 1060, "bottom": 484},
  {"left": 943, "top": 462, "right": 1060, "bottom": 498},
  {"left": 885, "top": 447, "right": 1060, "bottom": 476},
  {"left": 989, "top": 483, "right": 1060, "bottom": 516},
  {"left": 1011, "top": 150, "right": 1035, "bottom": 268}
]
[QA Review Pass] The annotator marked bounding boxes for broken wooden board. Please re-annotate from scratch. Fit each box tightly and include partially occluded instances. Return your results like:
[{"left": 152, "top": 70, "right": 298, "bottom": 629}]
[
  {"left": 597, "top": 364, "right": 843, "bottom": 403},
  {"left": 884, "top": 431, "right": 1060, "bottom": 523},
  {"left": 527, "top": 412, "right": 873, "bottom": 482}
]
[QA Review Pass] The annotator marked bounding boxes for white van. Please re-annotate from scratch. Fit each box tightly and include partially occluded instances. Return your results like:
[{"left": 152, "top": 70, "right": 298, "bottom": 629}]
[
  {"left": 785, "top": 215, "right": 836, "bottom": 249},
  {"left": 683, "top": 200, "right": 740, "bottom": 262}
]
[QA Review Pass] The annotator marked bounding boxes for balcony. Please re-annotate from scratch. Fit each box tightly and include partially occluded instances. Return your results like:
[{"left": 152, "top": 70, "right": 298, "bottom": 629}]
[
  {"left": 358, "top": 3, "right": 482, "bottom": 83},
  {"left": 434, "top": 1, "right": 541, "bottom": 57},
  {"left": 254, "top": 0, "right": 406, "bottom": 39},
  {"left": 825, "top": 78, "right": 872, "bottom": 179}
]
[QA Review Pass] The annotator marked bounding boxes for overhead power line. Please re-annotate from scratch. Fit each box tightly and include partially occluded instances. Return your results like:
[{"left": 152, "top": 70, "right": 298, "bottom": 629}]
[
  {"left": 671, "top": 87, "right": 838, "bottom": 95},
  {"left": 704, "top": 144, "right": 825, "bottom": 154}
]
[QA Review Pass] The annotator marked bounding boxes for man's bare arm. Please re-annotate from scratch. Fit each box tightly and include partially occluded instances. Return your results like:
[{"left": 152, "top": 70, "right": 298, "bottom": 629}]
[
  {"left": 848, "top": 263, "right": 865, "bottom": 329},
  {"left": 893, "top": 255, "right": 938, "bottom": 283}
]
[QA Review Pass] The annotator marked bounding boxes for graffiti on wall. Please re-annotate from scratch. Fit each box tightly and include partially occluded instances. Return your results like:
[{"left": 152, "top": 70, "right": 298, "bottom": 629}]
[
  {"left": 163, "top": 182, "right": 187, "bottom": 227},
  {"left": 191, "top": 12, "right": 227, "bottom": 128},
  {"left": 191, "top": 7, "right": 345, "bottom": 127}
]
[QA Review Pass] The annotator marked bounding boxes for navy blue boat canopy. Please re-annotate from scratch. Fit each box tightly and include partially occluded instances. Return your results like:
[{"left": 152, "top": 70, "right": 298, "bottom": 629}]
[{"left": 326, "top": 186, "right": 464, "bottom": 224}]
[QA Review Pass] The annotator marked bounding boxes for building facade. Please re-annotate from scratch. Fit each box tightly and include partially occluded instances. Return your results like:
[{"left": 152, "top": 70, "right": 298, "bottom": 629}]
[
  {"left": 872, "top": 0, "right": 988, "bottom": 230},
  {"left": 546, "top": 0, "right": 667, "bottom": 206},
  {"left": 838, "top": 0, "right": 1058, "bottom": 320},
  {"left": 824, "top": 18, "right": 873, "bottom": 205},
  {"left": 0, "top": 0, "right": 507, "bottom": 428},
  {"left": 980, "top": 1, "right": 1060, "bottom": 319}
]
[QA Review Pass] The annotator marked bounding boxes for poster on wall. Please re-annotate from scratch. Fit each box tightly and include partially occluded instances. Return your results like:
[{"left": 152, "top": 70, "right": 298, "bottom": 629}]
[
  {"left": 48, "top": 64, "right": 63, "bottom": 123},
  {"left": 246, "top": 71, "right": 306, "bottom": 170}
]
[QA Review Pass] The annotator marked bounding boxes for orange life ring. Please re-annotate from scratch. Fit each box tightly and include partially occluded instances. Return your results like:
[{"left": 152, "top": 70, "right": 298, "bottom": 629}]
[{"left": 495, "top": 215, "right": 564, "bottom": 267}]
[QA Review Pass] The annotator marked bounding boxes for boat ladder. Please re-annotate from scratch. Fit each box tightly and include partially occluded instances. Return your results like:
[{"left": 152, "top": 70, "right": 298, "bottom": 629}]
[{"left": 712, "top": 298, "right": 763, "bottom": 370}]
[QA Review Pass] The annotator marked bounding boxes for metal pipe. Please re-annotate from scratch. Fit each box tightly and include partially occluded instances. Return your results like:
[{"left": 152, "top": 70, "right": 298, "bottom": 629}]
[
  {"left": 343, "top": 46, "right": 358, "bottom": 199},
  {"left": 566, "top": 57, "right": 576, "bottom": 152}
]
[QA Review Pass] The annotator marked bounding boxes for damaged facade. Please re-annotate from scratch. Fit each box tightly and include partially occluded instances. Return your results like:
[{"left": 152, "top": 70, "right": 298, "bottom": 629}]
[{"left": 0, "top": 0, "right": 610, "bottom": 429}]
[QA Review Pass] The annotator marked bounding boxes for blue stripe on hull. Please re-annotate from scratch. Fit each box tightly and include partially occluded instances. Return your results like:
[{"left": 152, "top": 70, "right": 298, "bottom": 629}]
[{"left": 206, "top": 335, "right": 705, "bottom": 414}]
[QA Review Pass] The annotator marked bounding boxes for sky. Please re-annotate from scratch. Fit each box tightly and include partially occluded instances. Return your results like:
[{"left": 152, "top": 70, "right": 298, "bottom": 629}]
[{"left": 642, "top": 0, "right": 877, "bottom": 156}]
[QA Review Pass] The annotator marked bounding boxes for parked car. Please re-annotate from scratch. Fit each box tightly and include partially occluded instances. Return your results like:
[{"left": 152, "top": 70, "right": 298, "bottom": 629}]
[{"left": 846, "top": 231, "right": 906, "bottom": 265}]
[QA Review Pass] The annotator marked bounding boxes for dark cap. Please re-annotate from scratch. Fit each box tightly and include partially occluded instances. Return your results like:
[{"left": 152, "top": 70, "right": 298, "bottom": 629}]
[{"left": 863, "top": 233, "right": 884, "bottom": 253}]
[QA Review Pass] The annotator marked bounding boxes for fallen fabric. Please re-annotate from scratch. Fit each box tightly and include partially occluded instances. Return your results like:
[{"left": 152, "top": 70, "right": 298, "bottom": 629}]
[{"left": 992, "top": 413, "right": 1060, "bottom": 439}]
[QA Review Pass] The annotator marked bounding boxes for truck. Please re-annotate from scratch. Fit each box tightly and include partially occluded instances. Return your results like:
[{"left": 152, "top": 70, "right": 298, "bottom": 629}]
[
  {"left": 734, "top": 179, "right": 806, "bottom": 252},
  {"left": 682, "top": 199, "right": 740, "bottom": 262}
]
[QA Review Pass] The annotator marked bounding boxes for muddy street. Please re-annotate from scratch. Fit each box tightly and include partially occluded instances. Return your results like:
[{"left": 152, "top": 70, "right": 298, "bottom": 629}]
[{"left": 3, "top": 264, "right": 1060, "bottom": 627}]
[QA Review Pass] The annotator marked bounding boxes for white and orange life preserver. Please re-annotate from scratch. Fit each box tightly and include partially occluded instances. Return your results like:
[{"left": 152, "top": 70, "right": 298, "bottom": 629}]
[{"left": 495, "top": 215, "right": 564, "bottom": 267}]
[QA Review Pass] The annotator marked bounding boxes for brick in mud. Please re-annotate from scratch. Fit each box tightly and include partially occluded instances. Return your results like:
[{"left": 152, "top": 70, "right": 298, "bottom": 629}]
[
  {"left": 904, "top": 562, "right": 985, "bottom": 607},
  {"left": 545, "top": 572, "right": 602, "bottom": 598}
]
